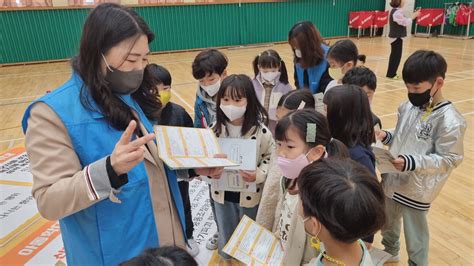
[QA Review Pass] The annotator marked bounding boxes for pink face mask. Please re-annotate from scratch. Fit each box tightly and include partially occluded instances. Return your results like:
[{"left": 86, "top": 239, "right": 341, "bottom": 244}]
[{"left": 277, "top": 150, "right": 312, "bottom": 180}]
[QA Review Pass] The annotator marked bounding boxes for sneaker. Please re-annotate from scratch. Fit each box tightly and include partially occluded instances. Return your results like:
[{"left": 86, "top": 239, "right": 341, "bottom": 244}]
[
  {"left": 385, "top": 253, "right": 400, "bottom": 263},
  {"left": 186, "top": 239, "right": 200, "bottom": 257},
  {"left": 386, "top": 75, "right": 400, "bottom": 80},
  {"left": 206, "top": 232, "right": 218, "bottom": 250}
]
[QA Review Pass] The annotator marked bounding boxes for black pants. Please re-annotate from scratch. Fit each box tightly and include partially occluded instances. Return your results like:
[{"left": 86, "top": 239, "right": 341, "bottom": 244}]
[
  {"left": 178, "top": 181, "right": 194, "bottom": 239},
  {"left": 386, "top": 38, "right": 403, "bottom": 78}
]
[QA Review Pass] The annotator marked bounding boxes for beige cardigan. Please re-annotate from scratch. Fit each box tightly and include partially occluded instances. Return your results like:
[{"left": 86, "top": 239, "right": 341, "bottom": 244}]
[
  {"left": 210, "top": 123, "right": 274, "bottom": 208},
  {"left": 25, "top": 102, "right": 185, "bottom": 248}
]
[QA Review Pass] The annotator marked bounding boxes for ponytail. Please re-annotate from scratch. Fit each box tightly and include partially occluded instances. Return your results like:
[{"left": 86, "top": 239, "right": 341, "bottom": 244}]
[
  {"left": 279, "top": 60, "right": 289, "bottom": 85},
  {"left": 357, "top": 54, "right": 366, "bottom": 65},
  {"left": 252, "top": 55, "right": 260, "bottom": 78},
  {"left": 325, "top": 138, "right": 350, "bottom": 159}
]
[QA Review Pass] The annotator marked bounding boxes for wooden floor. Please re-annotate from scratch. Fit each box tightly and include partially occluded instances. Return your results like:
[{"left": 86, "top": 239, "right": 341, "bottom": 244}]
[{"left": 0, "top": 37, "right": 473, "bottom": 264}]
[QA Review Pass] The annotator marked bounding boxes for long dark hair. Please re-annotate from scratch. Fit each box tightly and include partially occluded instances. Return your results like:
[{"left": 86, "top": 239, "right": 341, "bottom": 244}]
[
  {"left": 214, "top": 74, "right": 268, "bottom": 137},
  {"left": 298, "top": 158, "right": 385, "bottom": 243},
  {"left": 275, "top": 109, "right": 349, "bottom": 158},
  {"left": 323, "top": 85, "right": 375, "bottom": 148},
  {"left": 252, "top": 49, "right": 289, "bottom": 84},
  {"left": 72, "top": 3, "right": 155, "bottom": 131},
  {"left": 288, "top": 21, "right": 325, "bottom": 68}
]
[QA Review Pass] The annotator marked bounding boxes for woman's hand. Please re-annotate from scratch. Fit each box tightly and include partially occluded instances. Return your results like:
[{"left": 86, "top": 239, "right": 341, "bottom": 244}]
[
  {"left": 195, "top": 154, "right": 227, "bottom": 179},
  {"left": 239, "top": 170, "right": 257, "bottom": 183},
  {"left": 110, "top": 120, "right": 155, "bottom": 176}
]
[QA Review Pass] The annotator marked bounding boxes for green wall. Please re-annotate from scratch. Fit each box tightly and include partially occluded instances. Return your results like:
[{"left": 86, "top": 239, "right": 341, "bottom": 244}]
[{"left": 1, "top": 0, "right": 387, "bottom": 64}]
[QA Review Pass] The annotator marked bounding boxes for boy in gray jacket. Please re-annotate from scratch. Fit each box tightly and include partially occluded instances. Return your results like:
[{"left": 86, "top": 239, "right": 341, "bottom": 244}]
[{"left": 377, "top": 50, "right": 466, "bottom": 266}]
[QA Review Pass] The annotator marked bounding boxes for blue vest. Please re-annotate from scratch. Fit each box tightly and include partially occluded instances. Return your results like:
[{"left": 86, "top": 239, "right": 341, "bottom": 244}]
[
  {"left": 295, "top": 44, "right": 329, "bottom": 94},
  {"left": 22, "top": 73, "right": 185, "bottom": 265}
]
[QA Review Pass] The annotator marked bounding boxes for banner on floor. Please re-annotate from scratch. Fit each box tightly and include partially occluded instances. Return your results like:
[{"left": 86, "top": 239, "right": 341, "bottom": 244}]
[{"left": 0, "top": 148, "right": 215, "bottom": 265}]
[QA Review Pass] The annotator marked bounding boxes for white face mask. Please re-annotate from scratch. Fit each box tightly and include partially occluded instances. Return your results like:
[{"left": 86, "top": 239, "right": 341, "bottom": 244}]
[
  {"left": 261, "top": 71, "right": 281, "bottom": 83},
  {"left": 220, "top": 104, "right": 247, "bottom": 121},
  {"left": 201, "top": 80, "right": 221, "bottom": 97},
  {"left": 295, "top": 49, "right": 302, "bottom": 58}
]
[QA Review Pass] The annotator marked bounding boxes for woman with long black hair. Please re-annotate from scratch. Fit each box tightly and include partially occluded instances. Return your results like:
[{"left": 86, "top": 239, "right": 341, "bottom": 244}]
[{"left": 21, "top": 4, "right": 220, "bottom": 265}]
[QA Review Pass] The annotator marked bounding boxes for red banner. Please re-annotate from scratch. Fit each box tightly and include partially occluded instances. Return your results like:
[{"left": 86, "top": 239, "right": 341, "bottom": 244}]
[
  {"left": 416, "top": 8, "right": 445, "bottom": 27},
  {"left": 373, "top": 10, "right": 389, "bottom": 28}
]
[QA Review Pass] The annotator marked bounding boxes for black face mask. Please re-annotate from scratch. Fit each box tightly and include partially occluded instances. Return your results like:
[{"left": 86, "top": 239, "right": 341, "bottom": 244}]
[
  {"left": 102, "top": 54, "right": 144, "bottom": 95},
  {"left": 408, "top": 83, "right": 434, "bottom": 107}
]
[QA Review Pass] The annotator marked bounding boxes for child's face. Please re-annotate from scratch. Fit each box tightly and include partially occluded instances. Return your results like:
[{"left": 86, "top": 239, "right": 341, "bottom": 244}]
[
  {"left": 156, "top": 83, "right": 171, "bottom": 93},
  {"left": 327, "top": 57, "right": 354, "bottom": 75},
  {"left": 406, "top": 80, "right": 437, "bottom": 95},
  {"left": 277, "top": 127, "right": 310, "bottom": 160},
  {"left": 258, "top": 66, "right": 279, "bottom": 73},
  {"left": 361, "top": 85, "right": 374, "bottom": 105},
  {"left": 199, "top": 72, "right": 225, "bottom": 87},
  {"left": 221, "top": 94, "right": 247, "bottom": 108},
  {"left": 155, "top": 83, "right": 171, "bottom": 106}
]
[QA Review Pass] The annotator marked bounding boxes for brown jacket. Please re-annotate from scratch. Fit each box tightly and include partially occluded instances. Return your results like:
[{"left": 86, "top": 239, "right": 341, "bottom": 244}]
[{"left": 25, "top": 102, "right": 185, "bottom": 248}]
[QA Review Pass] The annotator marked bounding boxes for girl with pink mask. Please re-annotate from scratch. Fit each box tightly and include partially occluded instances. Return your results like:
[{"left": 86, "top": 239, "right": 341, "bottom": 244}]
[{"left": 259, "top": 109, "right": 348, "bottom": 265}]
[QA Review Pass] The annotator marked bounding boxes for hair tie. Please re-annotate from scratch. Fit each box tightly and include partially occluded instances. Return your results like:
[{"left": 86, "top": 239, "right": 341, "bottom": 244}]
[{"left": 306, "top": 123, "right": 317, "bottom": 143}]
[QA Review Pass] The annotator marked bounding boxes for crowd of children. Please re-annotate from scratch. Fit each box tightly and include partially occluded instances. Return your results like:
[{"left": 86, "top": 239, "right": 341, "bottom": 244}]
[
  {"left": 132, "top": 18, "right": 466, "bottom": 264},
  {"left": 21, "top": 3, "right": 466, "bottom": 265},
  {"left": 128, "top": 29, "right": 466, "bottom": 265}
]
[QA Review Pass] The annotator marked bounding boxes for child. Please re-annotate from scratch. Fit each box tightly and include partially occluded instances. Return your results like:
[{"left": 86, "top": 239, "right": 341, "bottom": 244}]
[
  {"left": 288, "top": 21, "right": 332, "bottom": 94},
  {"left": 120, "top": 246, "right": 197, "bottom": 266},
  {"left": 386, "top": 0, "right": 420, "bottom": 79},
  {"left": 325, "top": 39, "right": 366, "bottom": 92},
  {"left": 324, "top": 85, "right": 376, "bottom": 175},
  {"left": 192, "top": 49, "right": 228, "bottom": 128},
  {"left": 256, "top": 89, "right": 317, "bottom": 231},
  {"left": 258, "top": 109, "right": 349, "bottom": 265},
  {"left": 252, "top": 49, "right": 293, "bottom": 133},
  {"left": 139, "top": 64, "right": 200, "bottom": 257},
  {"left": 342, "top": 66, "right": 382, "bottom": 129},
  {"left": 323, "top": 84, "right": 377, "bottom": 247},
  {"left": 297, "top": 158, "right": 386, "bottom": 266},
  {"left": 210, "top": 74, "right": 274, "bottom": 262},
  {"left": 378, "top": 50, "right": 466, "bottom": 265},
  {"left": 191, "top": 49, "right": 228, "bottom": 250},
  {"left": 276, "top": 89, "right": 316, "bottom": 121}
]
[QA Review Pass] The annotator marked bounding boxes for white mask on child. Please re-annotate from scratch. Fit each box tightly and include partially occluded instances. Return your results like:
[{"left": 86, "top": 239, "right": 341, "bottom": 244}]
[
  {"left": 261, "top": 71, "right": 281, "bottom": 83},
  {"left": 201, "top": 80, "right": 221, "bottom": 97},
  {"left": 295, "top": 49, "right": 302, "bottom": 58},
  {"left": 220, "top": 104, "right": 247, "bottom": 121}
]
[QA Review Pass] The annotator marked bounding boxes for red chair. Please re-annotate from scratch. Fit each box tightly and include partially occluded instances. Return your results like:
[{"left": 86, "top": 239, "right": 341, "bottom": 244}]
[
  {"left": 348, "top": 11, "right": 375, "bottom": 39},
  {"left": 371, "top": 10, "right": 389, "bottom": 37},
  {"left": 415, "top": 8, "right": 445, "bottom": 37},
  {"left": 348, "top": 11, "right": 361, "bottom": 37},
  {"left": 455, "top": 5, "right": 473, "bottom": 25}
]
